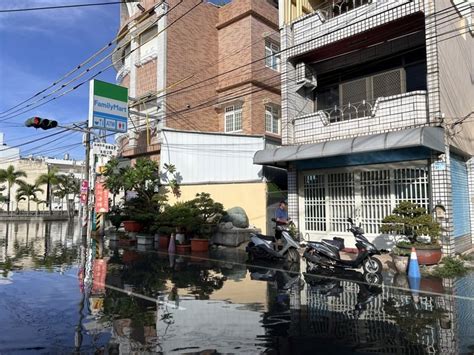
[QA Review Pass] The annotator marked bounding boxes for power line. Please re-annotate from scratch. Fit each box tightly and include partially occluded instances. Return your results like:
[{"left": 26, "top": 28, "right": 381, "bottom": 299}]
[
  {"left": 1, "top": 0, "right": 465, "bottom": 123},
  {"left": 2, "top": 4, "right": 469, "bottom": 153},
  {"left": 0, "top": 1, "right": 129, "bottom": 13}
]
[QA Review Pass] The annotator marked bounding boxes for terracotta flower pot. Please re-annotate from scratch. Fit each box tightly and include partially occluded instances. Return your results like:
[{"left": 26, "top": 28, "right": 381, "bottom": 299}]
[
  {"left": 398, "top": 244, "right": 442, "bottom": 265},
  {"left": 191, "top": 238, "right": 209, "bottom": 252},
  {"left": 158, "top": 235, "right": 170, "bottom": 249},
  {"left": 122, "top": 220, "right": 143, "bottom": 233},
  {"left": 176, "top": 244, "right": 191, "bottom": 254}
]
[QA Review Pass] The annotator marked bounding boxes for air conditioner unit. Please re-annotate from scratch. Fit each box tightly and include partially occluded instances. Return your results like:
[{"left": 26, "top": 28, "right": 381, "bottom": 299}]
[{"left": 295, "top": 62, "right": 317, "bottom": 90}]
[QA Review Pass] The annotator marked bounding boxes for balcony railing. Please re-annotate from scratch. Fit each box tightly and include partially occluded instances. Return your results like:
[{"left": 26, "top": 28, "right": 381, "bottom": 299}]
[
  {"left": 316, "top": 100, "right": 375, "bottom": 125},
  {"left": 317, "top": 0, "right": 372, "bottom": 20}
]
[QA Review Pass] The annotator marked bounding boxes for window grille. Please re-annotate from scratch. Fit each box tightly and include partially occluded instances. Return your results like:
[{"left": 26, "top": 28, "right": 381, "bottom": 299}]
[
  {"left": 372, "top": 69, "right": 403, "bottom": 99},
  {"left": 224, "top": 104, "right": 243, "bottom": 132},
  {"left": 265, "top": 40, "right": 280, "bottom": 71},
  {"left": 340, "top": 77, "right": 367, "bottom": 105},
  {"left": 265, "top": 105, "right": 280, "bottom": 134},
  {"left": 304, "top": 174, "right": 326, "bottom": 231},
  {"left": 302, "top": 166, "right": 430, "bottom": 235}
]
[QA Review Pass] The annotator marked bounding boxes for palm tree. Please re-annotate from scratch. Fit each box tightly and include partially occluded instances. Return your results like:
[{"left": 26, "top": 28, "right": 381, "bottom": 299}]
[
  {"left": 55, "top": 174, "right": 80, "bottom": 218},
  {"left": 16, "top": 182, "right": 43, "bottom": 214},
  {"left": 36, "top": 167, "right": 59, "bottom": 214},
  {"left": 0, "top": 165, "right": 27, "bottom": 213}
]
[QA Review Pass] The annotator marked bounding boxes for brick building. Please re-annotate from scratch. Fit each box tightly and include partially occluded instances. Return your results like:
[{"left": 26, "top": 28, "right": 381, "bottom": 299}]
[
  {"left": 113, "top": 0, "right": 281, "bottom": 160},
  {"left": 255, "top": 0, "right": 474, "bottom": 253},
  {"left": 113, "top": 0, "right": 284, "bottom": 233}
]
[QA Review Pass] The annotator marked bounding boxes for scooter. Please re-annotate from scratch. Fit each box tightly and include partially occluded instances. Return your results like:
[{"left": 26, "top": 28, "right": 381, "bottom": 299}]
[
  {"left": 246, "top": 219, "right": 301, "bottom": 264},
  {"left": 303, "top": 218, "right": 382, "bottom": 273}
]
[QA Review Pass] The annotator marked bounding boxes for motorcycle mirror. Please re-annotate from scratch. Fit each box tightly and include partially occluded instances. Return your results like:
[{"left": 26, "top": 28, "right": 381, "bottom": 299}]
[
  {"left": 347, "top": 217, "right": 353, "bottom": 223},
  {"left": 271, "top": 218, "right": 276, "bottom": 222}
]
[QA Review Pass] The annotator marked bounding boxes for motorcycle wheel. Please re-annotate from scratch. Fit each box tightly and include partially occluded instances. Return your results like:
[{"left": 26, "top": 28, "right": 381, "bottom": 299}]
[
  {"left": 286, "top": 248, "right": 300, "bottom": 264},
  {"left": 362, "top": 257, "right": 382, "bottom": 274}
]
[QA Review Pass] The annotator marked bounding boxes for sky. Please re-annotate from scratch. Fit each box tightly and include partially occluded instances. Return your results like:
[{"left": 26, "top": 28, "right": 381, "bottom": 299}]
[{"left": 0, "top": 1, "right": 122, "bottom": 160}]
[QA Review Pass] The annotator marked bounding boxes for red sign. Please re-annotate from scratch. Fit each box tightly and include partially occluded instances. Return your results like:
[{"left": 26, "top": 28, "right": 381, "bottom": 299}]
[
  {"left": 80, "top": 180, "right": 89, "bottom": 205},
  {"left": 95, "top": 179, "right": 109, "bottom": 213}
]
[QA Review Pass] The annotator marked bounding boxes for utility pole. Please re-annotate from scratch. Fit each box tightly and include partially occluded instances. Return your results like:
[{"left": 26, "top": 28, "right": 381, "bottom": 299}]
[{"left": 82, "top": 131, "right": 91, "bottom": 237}]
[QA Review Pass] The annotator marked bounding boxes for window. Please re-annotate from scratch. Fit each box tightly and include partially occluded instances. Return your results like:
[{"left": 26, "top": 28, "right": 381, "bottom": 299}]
[
  {"left": 140, "top": 26, "right": 157, "bottom": 45},
  {"left": 224, "top": 104, "right": 243, "bottom": 132},
  {"left": 265, "top": 40, "right": 280, "bottom": 71},
  {"left": 302, "top": 165, "right": 430, "bottom": 235},
  {"left": 121, "top": 43, "right": 131, "bottom": 65},
  {"left": 316, "top": 68, "right": 405, "bottom": 122},
  {"left": 265, "top": 105, "right": 280, "bottom": 134}
]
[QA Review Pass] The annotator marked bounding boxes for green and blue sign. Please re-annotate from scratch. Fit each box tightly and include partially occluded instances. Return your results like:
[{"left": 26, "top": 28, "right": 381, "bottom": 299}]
[{"left": 88, "top": 79, "right": 128, "bottom": 133}]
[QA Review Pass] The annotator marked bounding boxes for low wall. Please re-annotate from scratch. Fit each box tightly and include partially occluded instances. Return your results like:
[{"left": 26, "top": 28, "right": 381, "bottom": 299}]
[
  {"left": 167, "top": 182, "right": 268, "bottom": 233},
  {"left": 0, "top": 215, "right": 70, "bottom": 221}
]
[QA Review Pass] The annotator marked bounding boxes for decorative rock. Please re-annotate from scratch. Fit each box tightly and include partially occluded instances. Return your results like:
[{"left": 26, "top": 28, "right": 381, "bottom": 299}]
[{"left": 222, "top": 207, "right": 249, "bottom": 228}]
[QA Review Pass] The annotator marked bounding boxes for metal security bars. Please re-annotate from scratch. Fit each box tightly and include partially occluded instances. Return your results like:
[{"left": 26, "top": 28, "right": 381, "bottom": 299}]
[{"left": 302, "top": 166, "right": 430, "bottom": 235}]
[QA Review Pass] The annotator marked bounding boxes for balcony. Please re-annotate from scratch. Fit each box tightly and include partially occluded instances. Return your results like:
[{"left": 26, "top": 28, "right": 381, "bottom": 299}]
[
  {"left": 293, "top": 91, "right": 428, "bottom": 144},
  {"left": 288, "top": 0, "right": 422, "bottom": 60}
]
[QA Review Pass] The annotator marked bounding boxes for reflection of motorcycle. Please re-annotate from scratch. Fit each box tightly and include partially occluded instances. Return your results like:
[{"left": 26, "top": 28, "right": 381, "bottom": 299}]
[
  {"left": 248, "top": 263, "right": 304, "bottom": 292},
  {"left": 304, "top": 268, "right": 382, "bottom": 317}
]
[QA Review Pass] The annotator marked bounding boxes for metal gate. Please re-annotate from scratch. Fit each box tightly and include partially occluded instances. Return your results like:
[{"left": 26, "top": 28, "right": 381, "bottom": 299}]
[
  {"left": 300, "top": 164, "right": 430, "bottom": 238},
  {"left": 450, "top": 154, "right": 471, "bottom": 252}
]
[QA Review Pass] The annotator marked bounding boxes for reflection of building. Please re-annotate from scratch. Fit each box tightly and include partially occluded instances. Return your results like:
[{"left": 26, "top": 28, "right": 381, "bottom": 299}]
[
  {"left": 255, "top": 0, "right": 474, "bottom": 253},
  {"left": 0, "top": 220, "right": 81, "bottom": 264},
  {"left": 303, "top": 277, "right": 458, "bottom": 354}
]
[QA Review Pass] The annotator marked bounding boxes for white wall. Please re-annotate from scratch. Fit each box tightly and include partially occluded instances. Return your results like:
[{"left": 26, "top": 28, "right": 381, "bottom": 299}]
[{"left": 160, "top": 129, "right": 265, "bottom": 184}]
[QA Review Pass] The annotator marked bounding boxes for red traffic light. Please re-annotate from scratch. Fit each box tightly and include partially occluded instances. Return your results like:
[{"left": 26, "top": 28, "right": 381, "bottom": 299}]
[{"left": 25, "top": 117, "right": 58, "bottom": 130}]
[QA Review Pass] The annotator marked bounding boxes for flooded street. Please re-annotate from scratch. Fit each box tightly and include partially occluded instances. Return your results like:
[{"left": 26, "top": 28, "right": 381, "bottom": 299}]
[{"left": 0, "top": 220, "right": 473, "bottom": 354}]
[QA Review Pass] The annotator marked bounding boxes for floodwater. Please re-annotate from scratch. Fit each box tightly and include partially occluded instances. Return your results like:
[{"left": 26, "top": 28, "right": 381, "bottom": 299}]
[{"left": 0, "top": 220, "right": 473, "bottom": 354}]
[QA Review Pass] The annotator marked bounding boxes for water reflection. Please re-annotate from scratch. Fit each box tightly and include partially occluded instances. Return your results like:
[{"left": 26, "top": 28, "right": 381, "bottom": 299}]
[{"left": 0, "top": 221, "right": 472, "bottom": 353}]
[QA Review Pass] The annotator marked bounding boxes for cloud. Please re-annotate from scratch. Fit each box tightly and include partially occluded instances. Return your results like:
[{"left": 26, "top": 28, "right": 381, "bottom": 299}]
[{"left": 0, "top": 0, "right": 118, "bottom": 36}]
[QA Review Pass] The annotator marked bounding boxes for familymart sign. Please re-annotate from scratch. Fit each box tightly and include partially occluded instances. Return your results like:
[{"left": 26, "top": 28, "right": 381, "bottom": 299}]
[{"left": 88, "top": 79, "right": 128, "bottom": 133}]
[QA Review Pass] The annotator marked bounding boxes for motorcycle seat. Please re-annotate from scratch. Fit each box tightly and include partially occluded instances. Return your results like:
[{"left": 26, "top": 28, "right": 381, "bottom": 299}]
[
  {"left": 322, "top": 238, "right": 345, "bottom": 250},
  {"left": 255, "top": 233, "right": 275, "bottom": 242},
  {"left": 321, "top": 240, "right": 341, "bottom": 253}
]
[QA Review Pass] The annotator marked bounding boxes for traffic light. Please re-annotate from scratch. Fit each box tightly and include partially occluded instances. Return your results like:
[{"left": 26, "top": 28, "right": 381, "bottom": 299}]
[{"left": 25, "top": 117, "right": 58, "bottom": 130}]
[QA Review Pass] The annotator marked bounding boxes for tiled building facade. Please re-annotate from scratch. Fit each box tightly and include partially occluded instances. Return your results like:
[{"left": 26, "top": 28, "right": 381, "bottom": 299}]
[
  {"left": 113, "top": 0, "right": 281, "bottom": 160},
  {"left": 255, "top": 0, "right": 474, "bottom": 254}
]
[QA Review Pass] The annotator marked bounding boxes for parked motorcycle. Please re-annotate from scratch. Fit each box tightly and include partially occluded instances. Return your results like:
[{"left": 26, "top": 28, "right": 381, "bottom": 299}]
[
  {"left": 303, "top": 217, "right": 382, "bottom": 273},
  {"left": 246, "top": 219, "right": 301, "bottom": 264}
]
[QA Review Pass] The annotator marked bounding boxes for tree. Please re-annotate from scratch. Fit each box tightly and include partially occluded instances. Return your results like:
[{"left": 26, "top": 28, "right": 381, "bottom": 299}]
[
  {"left": 103, "top": 157, "right": 122, "bottom": 206},
  {"left": 15, "top": 182, "right": 43, "bottom": 214},
  {"left": 55, "top": 174, "right": 80, "bottom": 218},
  {"left": 36, "top": 167, "right": 60, "bottom": 214},
  {"left": 0, "top": 165, "right": 27, "bottom": 213}
]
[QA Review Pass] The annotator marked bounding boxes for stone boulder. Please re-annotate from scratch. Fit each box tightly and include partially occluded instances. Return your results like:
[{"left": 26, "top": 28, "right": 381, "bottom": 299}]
[{"left": 222, "top": 207, "right": 249, "bottom": 228}]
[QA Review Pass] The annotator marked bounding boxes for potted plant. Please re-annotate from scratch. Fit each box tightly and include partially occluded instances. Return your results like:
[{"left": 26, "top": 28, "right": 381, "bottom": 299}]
[
  {"left": 189, "top": 193, "right": 225, "bottom": 253},
  {"left": 381, "top": 201, "right": 442, "bottom": 265}
]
